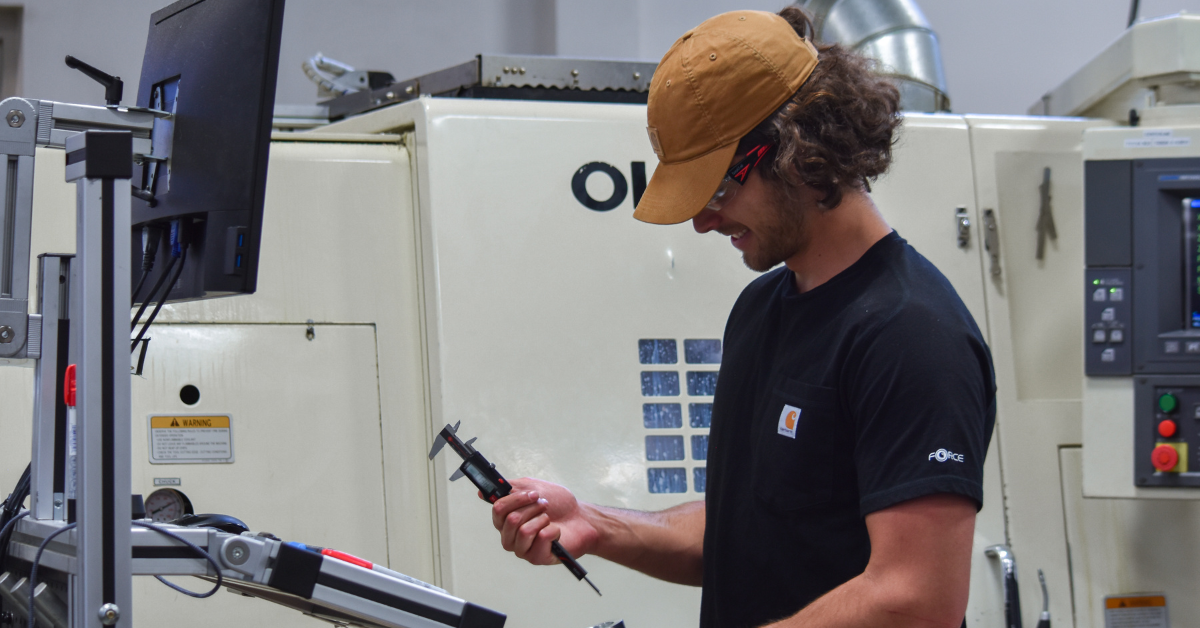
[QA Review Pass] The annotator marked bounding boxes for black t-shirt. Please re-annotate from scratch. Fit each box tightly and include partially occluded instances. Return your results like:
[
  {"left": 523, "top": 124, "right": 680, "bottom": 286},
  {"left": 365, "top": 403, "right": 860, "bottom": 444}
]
[{"left": 699, "top": 231, "right": 996, "bottom": 628}]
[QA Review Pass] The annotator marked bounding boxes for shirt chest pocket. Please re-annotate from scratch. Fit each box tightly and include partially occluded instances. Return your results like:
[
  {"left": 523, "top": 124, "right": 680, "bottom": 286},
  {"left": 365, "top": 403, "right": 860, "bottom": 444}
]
[{"left": 751, "top": 382, "right": 839, "bottom": 512}]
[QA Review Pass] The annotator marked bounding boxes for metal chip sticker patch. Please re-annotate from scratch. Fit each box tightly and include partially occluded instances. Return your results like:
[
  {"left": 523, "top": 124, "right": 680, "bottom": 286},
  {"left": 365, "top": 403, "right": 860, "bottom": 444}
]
[
  {"left": 148, "top": 415, "right": 234, "bottom": 464},
  {"left": 778, "top": 405, "right": 800, "bottom": 439}
]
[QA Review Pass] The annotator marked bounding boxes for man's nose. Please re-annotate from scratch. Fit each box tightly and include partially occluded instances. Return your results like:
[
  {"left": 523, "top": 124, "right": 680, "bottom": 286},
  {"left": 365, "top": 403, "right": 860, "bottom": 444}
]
[{"left": 692, "top": 208, "right": 721, "bottom": 234}]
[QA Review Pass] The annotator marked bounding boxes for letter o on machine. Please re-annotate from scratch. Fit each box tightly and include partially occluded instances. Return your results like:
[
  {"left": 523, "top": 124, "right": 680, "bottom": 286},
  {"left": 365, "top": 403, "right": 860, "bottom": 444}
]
[{"left": 572, "top": 162, "right": 628, "bottom": 211}]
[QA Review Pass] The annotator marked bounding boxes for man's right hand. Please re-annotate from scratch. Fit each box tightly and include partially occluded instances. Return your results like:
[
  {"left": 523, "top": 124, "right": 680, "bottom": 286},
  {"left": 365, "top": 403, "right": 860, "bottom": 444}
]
[{"left": 490, "top": 477, "right": 599, "bottom": 566}]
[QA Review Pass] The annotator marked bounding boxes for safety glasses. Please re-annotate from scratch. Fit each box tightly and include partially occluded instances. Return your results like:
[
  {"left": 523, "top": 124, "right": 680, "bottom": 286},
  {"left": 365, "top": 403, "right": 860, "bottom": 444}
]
[{"left": 705, "top": 142, "right": 773, "bottom": 211}]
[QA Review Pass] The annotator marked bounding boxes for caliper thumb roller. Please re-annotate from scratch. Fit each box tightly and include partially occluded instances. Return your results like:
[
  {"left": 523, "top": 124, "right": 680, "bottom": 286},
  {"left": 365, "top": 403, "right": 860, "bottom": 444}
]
[{"left": 428, "top": 422, "right": 602, "bottom": 596}]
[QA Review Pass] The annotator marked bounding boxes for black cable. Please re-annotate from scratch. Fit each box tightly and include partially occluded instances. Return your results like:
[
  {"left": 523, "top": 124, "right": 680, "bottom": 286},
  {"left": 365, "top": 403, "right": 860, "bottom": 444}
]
[
  {"left": 131, "top": 521, "right": 223, "bottom": 598},
  {"left": 1128, "top": 0, "right": 1140, "bottom": 27},
  {"left": 130, "top": 253, "right": 178, "bottom": 331},
  {"left": 132, "top": 271, "right": 149, "bottom": 305},
  {"left": 28, "top": 522, "right": 75, "bottom": 628},
  {"left": 131, "top": 249, "right": 186, "bottom": 352},
  {"left": 0, "top": 464, "right": 32, "bottom": 565}
]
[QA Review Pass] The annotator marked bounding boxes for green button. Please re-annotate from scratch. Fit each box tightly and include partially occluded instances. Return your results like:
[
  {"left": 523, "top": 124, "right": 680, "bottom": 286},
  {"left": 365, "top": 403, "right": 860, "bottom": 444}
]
[{"left": 1159, "top": 393, "right": 1179, "bottom": 414}]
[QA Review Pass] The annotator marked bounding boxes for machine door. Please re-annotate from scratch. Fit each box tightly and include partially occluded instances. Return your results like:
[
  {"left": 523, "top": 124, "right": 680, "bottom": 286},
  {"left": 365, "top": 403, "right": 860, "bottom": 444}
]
[{"left": 130, "top": 323, "right": 388, "bottom": 628}]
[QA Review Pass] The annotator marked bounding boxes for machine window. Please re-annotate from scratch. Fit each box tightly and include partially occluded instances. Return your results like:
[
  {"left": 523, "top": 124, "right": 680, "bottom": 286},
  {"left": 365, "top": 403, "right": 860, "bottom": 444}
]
[
  {"left": 684, "top": 339, "right": 722, "bottom": 364},
  {"left": 643, "top": 403, "right": 682, "bottom": 428},
  {"left": 641, "top": 371, "right": 680, "bottom": 396},
  {"left": 648, "top": 468, "right": 687, "bottom": 493},
  {"left": 686, "top": 371, "right": 718, "bottom": 396},
  {"left": 691, "top": 435, "right": 708, "bottom": 460},
  {"left": 646, "top": 435, "right": 685, "bottom": 461},
  {"left": 693, "top": 467, "right": 706, "bottom": 493},
  {"left": 638, "top": 339, "right": 678, "bottom": 364},
  {"left": 689, "top": 403, "right": 713, "bottom": 427}
]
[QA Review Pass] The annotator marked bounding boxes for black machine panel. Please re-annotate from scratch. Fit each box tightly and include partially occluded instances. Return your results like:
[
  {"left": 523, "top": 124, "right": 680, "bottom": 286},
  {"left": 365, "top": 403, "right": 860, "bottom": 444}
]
[
  {"left": 130, "top": 0, "right": 285, "bottom": 302},
  {"left": 1135, "top": 376, "right": 1200, "bottom": 487},
  {"left": 1087, "top": 157, "right": 1200, "bottom": 487}
]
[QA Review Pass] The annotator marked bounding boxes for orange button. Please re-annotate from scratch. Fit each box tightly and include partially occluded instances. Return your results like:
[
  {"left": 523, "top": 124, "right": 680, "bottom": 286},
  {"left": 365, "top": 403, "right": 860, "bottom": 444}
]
[
  {"left": 1152, "top": 444, "right": 1180, "bottom": 472},
  {"left": 1159, "top": 420, "right": 1178, "bottom": 438}
]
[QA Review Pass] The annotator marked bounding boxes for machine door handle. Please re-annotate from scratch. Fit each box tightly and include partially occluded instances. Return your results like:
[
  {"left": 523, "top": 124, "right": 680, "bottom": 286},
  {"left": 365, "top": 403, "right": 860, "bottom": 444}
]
[{"left": 985, "top": 544, "right": 1023, "bottom": 628}]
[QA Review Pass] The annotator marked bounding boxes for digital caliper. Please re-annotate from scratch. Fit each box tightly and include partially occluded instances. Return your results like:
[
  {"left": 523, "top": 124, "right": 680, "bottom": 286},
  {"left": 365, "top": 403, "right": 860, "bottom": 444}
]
[{"left": 428, "top": 422, "right": 601, "bottom": 596}]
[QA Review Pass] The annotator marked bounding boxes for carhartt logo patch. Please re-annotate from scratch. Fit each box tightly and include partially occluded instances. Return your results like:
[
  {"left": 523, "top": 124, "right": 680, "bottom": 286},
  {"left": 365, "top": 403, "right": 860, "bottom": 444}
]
[
  {"left": 646, "top": 126, "right": 664, "bottom": 159},
  {"left": 778, "top": 405, "right": 801, "bottom": 438}
]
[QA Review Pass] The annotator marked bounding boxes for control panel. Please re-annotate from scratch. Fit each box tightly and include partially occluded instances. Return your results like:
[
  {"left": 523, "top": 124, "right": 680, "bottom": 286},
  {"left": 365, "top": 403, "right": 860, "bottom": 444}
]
[
  {"left": 1135, "top": 377, "right": 1200, "bottom": 486},
  {"left": 1085, "top": 268, "right": 1131, "bottom": 375},
  {"left": 1085, "top": 157, "right": 1200, "bottom": 487}
]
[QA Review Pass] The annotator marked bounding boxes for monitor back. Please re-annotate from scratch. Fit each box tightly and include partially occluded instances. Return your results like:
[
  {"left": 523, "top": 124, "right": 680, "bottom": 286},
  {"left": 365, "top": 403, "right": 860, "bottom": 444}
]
[{"left": 131, "top": 0, "right": 284, "bottom": 302}]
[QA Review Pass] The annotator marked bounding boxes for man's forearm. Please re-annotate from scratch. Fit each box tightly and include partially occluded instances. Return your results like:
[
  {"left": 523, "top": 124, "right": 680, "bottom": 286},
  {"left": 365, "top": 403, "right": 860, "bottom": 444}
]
[
  {"left": 764, "top": 571, "right": 965, "bottom": 628},
  {"left": 583, "top": 500, "right": 705, "bottom": 586}
]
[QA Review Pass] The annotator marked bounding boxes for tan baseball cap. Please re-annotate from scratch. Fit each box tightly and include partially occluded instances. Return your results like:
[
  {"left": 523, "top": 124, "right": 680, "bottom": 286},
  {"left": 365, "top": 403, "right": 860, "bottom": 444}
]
[{"left": 633, "top": 10, "right": 819, "bottom": 225}]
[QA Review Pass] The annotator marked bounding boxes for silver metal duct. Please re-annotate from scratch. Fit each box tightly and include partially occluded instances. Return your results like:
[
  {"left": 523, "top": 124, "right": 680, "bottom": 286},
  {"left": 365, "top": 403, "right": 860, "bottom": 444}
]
[{"left": 799, "top": 0, "right": 950, "bottom": 112}]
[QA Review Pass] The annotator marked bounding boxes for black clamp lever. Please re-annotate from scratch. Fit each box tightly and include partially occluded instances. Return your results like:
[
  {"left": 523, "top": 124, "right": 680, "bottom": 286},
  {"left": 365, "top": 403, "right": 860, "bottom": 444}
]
[{"left": 65, "top": 55, "right": 123, "bottom": 107}]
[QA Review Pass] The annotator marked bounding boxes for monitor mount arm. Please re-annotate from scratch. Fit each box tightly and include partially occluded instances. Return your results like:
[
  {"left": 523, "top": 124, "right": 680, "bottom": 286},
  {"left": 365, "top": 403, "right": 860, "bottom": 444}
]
[{"left": 64, "top": 56, "right": 123, "bottom": 107}]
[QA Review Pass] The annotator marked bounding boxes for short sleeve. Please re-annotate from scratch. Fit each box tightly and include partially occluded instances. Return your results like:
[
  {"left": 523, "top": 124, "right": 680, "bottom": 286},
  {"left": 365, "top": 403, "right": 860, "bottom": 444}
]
[{"left": 844, "top": 305, "right": 996, "bottom": 516}]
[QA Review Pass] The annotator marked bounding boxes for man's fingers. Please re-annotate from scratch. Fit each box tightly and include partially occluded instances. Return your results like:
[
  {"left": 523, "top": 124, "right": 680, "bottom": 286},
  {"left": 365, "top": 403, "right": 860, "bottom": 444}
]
[
  {"left": 491, "top": 490, "right": 540, "bottom": 530},
  {"left": 500, "top": 497, "right": 549, "bottom": 551},
  {"left": 513, "top": 513, "right": 551, "bottom": 560}
]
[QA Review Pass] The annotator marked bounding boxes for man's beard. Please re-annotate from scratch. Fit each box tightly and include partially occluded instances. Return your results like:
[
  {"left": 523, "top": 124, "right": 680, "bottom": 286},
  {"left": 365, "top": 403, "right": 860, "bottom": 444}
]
[{"left": 742, "top": 186, "right": 808, "bottom": 272}]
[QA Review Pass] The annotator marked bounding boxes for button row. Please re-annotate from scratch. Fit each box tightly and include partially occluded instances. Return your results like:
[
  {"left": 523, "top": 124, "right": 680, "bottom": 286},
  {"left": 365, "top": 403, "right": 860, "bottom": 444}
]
[
  {"left": 1164, "top": 341, "right": 1200, "bottom": 354},
  {"left": 1092, "top": 329, "right": 1125, "bottom": 343},
  {"left": 1093, "top": 287, "right": 1125, "bottom": 302}
]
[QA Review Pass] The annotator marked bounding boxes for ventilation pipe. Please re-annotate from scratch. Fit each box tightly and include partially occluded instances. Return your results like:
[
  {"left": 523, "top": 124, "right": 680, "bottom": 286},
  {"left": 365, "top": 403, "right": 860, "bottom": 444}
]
[{"left": 798, "top": 0, "right": 950, "bottom": 112}]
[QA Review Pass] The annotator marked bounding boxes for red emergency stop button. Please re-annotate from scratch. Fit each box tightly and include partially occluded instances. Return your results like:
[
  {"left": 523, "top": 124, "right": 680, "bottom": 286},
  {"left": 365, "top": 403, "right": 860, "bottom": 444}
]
[
  {"left": 1159, "top": 420, "right": 1178, "bottom": 438},
  {"left": 1152, "top": 444, "right": 1180, "bottom": 472}
]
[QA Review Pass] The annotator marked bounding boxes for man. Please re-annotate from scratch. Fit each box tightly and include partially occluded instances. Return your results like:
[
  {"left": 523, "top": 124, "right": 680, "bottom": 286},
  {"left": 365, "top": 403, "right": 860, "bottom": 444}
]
[{"left": 491, "top": 7, "right": 995, "bottom": 628}]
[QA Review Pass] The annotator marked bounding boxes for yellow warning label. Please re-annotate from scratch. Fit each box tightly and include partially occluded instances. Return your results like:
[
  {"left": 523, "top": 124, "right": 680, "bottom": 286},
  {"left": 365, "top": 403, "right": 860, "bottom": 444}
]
[
  {"left": 151, "top": 416, "right": 230, "bottom": 429},
  {"left": 1106, "top": 595, "right": 1167, "bottom": 609}
]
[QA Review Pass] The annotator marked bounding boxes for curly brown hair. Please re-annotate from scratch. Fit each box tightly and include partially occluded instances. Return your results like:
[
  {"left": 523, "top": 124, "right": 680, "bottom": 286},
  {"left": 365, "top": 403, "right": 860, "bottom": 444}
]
[{"left": 738, "top": 7, "right": 903, "bottom": 209}]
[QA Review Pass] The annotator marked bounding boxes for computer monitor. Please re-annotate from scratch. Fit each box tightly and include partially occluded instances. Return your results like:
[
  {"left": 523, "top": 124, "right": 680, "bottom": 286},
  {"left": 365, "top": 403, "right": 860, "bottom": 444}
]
[{"left": 130, "top": 0, "right": 285, "bottom": 303}]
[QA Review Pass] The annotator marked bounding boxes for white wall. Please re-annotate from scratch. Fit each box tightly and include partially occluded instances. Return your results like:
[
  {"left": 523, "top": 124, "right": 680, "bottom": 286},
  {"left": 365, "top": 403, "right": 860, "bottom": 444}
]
[{"left": 11, "top": 0, "right": 1200, "bottom": 116}]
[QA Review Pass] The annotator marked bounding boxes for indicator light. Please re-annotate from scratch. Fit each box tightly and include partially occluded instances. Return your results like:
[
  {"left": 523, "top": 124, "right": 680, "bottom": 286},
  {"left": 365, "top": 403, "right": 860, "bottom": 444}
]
[
  {"left": 1093, "top": 279, "right": 1100, "bottom": 285},
  {"left": 1191, "top": 199, "right": 1200, "bottom": 208},
  {"left": 1159, "top": 419, "right": 1177, "bottom": 438},
  {"left": 1159, "top": 393, "right": 1179, "bottom": 414}
]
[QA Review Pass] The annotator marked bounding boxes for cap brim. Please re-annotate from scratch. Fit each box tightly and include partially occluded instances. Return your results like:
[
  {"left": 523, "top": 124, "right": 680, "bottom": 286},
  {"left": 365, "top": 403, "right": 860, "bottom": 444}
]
[{"left": 633, "top": 143, "right": 738, "bottom": 225}]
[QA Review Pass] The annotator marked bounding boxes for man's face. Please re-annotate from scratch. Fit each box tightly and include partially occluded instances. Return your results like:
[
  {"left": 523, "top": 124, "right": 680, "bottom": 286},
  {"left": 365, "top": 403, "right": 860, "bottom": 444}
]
[{"left": 690, "top": 162, "right": 809, "bottom": 272}]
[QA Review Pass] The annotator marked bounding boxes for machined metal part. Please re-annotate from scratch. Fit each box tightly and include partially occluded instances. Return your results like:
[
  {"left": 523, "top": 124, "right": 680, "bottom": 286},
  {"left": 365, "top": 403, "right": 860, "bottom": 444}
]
[
  {"left": 956, "top": 206, "right": 970, "bottom": 248},
  {"left": 0, "top": 573, "right": 30, "bottom": 622},
  {"left": 33, "top": 101, "right": 158, "bottom": 156},
  {"left": 800, "top": 0, "right": 950, "bottom": 111},
  {"left": 0, "top": 98, "right": 37, "bottom": 360},
  {"left": 325, "top": 54, "right": 658, "bottom": 120},
  {"left": 479, "top": 55, "right": 655, "bottom": 92},
  {"left": 985, "top": 544, "right": 1023, "bottom": 628},
  {"left": 8, "top": 577, "right": 60, "bottom": 628},
  {"left": 219, "top": 534, "right": 273, "bottom": 580},
  {"left": 32, "top": 583, "right": 67, "bottom": 628}
]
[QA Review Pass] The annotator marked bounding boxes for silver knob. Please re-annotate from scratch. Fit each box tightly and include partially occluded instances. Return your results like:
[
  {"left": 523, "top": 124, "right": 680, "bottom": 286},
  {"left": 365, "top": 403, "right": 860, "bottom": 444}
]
[{"left": 98, "top": 603, "right": 120, "bottom": 626}]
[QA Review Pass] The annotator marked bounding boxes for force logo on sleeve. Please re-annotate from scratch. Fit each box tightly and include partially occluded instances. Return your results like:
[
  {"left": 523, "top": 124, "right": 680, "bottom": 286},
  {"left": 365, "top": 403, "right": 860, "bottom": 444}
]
[
  {"left": 928, "top": 448, "right": 964, "bottom": 463},
  {"left": 777, "top": 405, "right": 801, "bottom": 439}
]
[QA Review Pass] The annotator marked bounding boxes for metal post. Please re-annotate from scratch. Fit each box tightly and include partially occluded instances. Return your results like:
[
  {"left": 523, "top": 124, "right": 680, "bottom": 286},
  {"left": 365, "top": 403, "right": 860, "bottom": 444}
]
[
  {"left": 66, "top": 130, "right": 132, "bottom": 628},
  {"left": 31, "top": 254, "right": 72, "bottom": 521},
  {"left": 0, "top": 97, "right": 38, "bottom": 361}
]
